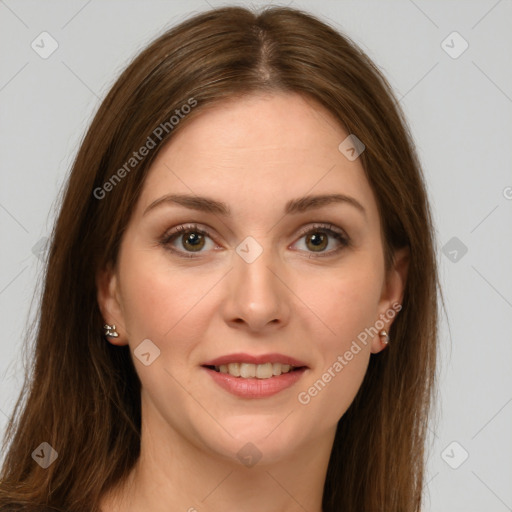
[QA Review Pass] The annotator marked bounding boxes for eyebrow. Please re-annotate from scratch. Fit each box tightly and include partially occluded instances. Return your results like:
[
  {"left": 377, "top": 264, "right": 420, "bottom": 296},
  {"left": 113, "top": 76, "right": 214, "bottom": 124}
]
[{"left": 143, "top": 193, "right": 366, "bottom": 217}]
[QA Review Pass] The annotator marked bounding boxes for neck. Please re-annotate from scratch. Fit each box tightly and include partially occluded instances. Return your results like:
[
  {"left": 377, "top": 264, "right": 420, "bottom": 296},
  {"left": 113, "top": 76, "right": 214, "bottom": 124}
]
[{"left": 99, "top": 401, "right": 335, "bottom": 512}]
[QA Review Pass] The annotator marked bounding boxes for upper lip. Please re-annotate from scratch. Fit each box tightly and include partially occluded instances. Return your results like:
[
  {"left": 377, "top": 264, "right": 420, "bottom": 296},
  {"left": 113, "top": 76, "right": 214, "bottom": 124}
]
[{"left": 202, "top": 352, "right": 308, "bottom": 368}]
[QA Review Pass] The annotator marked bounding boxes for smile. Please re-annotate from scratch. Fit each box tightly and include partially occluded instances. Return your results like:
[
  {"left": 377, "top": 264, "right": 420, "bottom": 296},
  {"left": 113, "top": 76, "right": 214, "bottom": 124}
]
[
  {"left": 201, "top": 352, "right": 309, "bottom": 398},
  {"left": 202, "top": 366, "right": 308, "bottom": 400},
  {"left": 207, "top": 362, "right": 300, "bottom": 379}
]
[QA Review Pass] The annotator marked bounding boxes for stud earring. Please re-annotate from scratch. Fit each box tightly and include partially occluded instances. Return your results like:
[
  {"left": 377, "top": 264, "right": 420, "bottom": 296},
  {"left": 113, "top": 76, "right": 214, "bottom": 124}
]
[
  {"left": 103, "top": 324, "right": 119, "bottom": 338},
  {"left": 379, "top": 330, "right": 390, "bottom": 346}
]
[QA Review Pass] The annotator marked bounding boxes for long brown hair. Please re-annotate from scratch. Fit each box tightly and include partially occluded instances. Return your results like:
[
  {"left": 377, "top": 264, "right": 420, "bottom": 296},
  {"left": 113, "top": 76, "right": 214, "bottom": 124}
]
[{"left": 0, "top": 6, "right": 439, "bottom": 511}]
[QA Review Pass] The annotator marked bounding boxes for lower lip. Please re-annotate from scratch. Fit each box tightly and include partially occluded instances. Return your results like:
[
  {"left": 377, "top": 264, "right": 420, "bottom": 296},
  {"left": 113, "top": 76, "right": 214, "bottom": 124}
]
[{"left": 202, "top": 367, "right": 307, "bottom": 398}]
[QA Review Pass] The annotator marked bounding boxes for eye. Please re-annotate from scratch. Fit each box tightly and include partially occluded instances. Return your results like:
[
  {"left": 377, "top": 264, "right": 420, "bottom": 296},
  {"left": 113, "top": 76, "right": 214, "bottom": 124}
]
[
  {"left": 159, "top": 222, "right": 350, "bottom": 259},
  {"left": 159, "top": 224, "right": 217, "bottom": 258},
  {"left": 292, "top": 223, "right": 350, "bottom": 257}
]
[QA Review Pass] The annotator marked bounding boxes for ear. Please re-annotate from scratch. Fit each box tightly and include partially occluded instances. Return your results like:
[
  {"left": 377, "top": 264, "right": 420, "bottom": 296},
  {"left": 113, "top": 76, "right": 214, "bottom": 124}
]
[
  {"left": 370, "top": 246, "right": 409, "bottom": 354},
  {"left": 96, "top": 262, "right": 128, "bottom": 346}
]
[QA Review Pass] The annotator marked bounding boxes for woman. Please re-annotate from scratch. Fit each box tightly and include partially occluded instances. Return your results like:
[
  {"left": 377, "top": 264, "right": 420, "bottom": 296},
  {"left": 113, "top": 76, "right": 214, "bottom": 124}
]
[{"left": 0, "top": 5, "right": 439, "bottom": 512}]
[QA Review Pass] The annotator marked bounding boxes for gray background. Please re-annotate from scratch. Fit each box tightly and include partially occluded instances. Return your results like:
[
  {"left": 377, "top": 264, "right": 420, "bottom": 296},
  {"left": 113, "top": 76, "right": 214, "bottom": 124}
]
[{"left": 1, "top": 1, "right": 511, "bottom": 510}]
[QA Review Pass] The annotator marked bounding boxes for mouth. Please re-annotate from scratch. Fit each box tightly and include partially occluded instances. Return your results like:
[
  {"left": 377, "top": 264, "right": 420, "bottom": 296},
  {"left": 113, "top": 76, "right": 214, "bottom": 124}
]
[
  {"left": 203, "top": 362, "right": 306, "bottom": 379},
  {"left": 201, "top": 353, "right": 309, "bottom": 398}
]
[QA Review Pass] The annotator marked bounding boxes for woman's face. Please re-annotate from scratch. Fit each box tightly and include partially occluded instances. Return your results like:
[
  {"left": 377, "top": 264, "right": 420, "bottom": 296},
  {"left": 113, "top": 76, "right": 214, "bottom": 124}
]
[{"left": 98, "top": 92, "right": 407, "bottom": 466}]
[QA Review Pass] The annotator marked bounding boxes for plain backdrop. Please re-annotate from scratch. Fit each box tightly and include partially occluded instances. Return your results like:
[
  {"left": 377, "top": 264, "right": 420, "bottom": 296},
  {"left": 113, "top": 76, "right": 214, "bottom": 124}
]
[{"left": 1, "top": 1, "right": 511, "bottom": 511}]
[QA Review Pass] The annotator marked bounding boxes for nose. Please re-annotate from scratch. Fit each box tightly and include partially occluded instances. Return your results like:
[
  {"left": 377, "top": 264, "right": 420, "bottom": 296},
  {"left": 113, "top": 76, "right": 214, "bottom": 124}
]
[{"left": 221, "top": 241, "right": 291, "bottom": 333}]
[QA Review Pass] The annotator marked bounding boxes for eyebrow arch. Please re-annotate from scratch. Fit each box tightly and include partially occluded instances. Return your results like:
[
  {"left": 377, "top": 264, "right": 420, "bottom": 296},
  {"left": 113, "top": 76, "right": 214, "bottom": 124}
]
[{"left": 143, "top": 193, "right": 366, "bottom": 217}]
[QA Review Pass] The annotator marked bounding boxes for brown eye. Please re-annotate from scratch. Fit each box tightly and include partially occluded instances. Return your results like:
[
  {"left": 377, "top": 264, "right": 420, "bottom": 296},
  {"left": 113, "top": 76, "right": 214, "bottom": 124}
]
[
  {"left": 160, "top": 224, "right": 216, "bottom": 258},
  {"left": 293, "top": 224, "right": 350, "bottom": 257},
  {"left": 180, "top": 232, "right": 206, "bottom": 252},
  {"left": 305, "top": 232, "right": 329, "bottom": 252}
]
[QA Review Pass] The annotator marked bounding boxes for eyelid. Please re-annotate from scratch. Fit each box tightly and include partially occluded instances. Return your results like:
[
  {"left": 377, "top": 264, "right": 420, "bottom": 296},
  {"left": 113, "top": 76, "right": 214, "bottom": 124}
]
[
  {"left": 159, "top": 222, "right": 216, "bottom": 254},
  {"left": 159, "top": 222, "right": 350, "bottom": 258},
  {"left": 294, "top": 223, "right": 348, "bottom": 242},
  {"left": 291, "top": 223, "right": 350, "bottom": 258}
]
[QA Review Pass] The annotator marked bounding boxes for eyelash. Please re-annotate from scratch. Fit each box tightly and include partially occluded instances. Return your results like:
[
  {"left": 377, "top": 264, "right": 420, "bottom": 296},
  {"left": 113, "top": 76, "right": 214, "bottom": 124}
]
[{"left": 159, "top": 223, "right": 350, "bottom": 259}]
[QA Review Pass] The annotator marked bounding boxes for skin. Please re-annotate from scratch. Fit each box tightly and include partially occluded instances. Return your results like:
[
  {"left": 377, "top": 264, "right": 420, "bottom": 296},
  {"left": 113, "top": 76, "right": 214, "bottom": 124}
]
[{"left": 97, "top": 92, "right": 409, "bottom": 512}]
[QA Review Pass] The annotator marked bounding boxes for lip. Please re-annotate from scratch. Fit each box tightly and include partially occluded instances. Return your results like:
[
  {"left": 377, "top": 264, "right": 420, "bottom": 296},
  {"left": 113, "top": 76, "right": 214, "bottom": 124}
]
[
  {"left": 202, "top": 352, "right": 308, "bottom": 367},
  {"left": 202, "top": 366, "right": 308, "bottom": 399}
]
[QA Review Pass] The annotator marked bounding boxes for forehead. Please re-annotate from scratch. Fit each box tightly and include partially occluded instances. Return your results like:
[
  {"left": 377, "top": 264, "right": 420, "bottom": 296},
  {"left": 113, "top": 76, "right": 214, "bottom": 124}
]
[{"left": 136, "top": 92, "right": 379, "bottom": 224}]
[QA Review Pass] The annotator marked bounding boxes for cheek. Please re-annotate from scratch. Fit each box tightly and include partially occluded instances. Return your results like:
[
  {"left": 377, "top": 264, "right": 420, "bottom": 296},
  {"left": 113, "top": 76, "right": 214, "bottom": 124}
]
[
  {"left": 298, "top": 257, "right": 383, "bottom": 346},
  {"left": 293, "top": 259, "right": 382, "bottom": 420},
  {"left": 117, "top": 246, "right": 215, "bottom": 344}
]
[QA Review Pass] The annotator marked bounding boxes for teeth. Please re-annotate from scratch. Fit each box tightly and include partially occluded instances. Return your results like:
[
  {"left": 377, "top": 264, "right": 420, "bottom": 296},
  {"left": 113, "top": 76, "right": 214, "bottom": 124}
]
[
  {"left": 240, "top": 363, "right": 256, "bottom": 378},
  {"left": 256, "top": 362, "right": 273, "bottom": 379},
  {"left": 214, "top": 362, "right": 297, "bottom": 379},
  {"left": 227, "top": 363, "right": 240, "bottom": 377}
]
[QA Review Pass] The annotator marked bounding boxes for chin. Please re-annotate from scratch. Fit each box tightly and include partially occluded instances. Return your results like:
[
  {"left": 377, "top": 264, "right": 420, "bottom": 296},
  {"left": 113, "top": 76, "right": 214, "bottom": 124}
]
[{"left": 194, "top": 416, "right": 307, "bottom": 467}]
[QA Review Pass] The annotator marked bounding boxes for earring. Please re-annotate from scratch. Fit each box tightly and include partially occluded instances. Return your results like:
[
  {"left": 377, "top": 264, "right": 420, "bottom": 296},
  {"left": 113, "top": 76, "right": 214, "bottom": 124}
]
[
  {"left": 379, "top": 330, "right": 390, "bottom": 346},
  {"left": 103, "top": 324, "right": 119, "bottom": 338}
]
